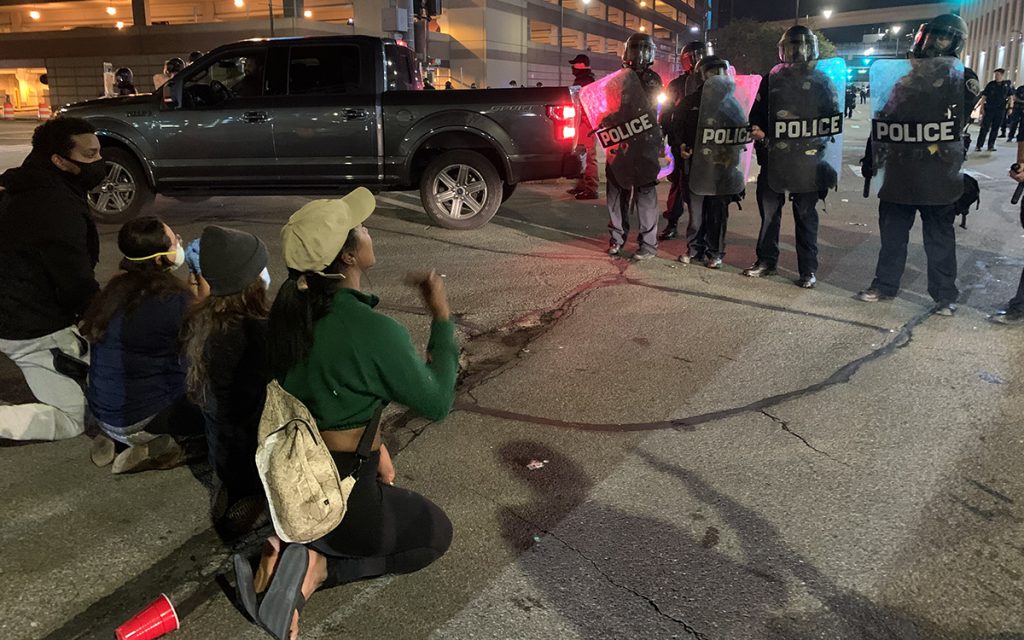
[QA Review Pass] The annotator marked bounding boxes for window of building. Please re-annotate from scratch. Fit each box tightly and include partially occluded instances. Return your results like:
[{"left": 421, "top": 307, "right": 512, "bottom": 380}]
[
  {"left": 288, "top": 45, "right": 361, "bottom": 95},
  {"left": 625, "top": 12, "right": 640, "bottom": 30},
  {"left": 563, "top": 27, "right": 583, "bottom": 50},
  {"left": 585, "top": 0, "right": 605, "bottom": 20},
  {"left": 586, "top": 33, "right": 605, "bottom": 53},
  {"left": 608, "top": 5, "right": 624, "bottom": 27},
  {"left": 655, "top": 1, "right": 677, "bottom": 22},
  {"left": 530, "top": 19, "right": 556, "bottom": 46},
  {"left": 653, "top": 24, "right": 671, "bottom": 40}
]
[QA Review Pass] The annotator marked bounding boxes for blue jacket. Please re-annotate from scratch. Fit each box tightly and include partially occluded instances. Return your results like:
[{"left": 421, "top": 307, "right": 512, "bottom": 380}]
[{"left": 87, "top": 292, "right": 191, "bottom": 428}]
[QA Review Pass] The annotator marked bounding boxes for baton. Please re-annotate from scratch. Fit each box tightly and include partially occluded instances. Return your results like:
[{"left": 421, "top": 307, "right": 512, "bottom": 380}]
[{"left": 1012, "top": 163, "right": 1024, "bottom": 205}]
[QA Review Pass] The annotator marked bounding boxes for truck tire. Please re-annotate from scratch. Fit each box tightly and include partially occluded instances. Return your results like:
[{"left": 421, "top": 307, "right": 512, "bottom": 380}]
[
  {"left": 87, "top": 147, "right": 154, "bottom": 225},
  {"left": 420, "top": 150, "right": 502, "bottom": 230}
]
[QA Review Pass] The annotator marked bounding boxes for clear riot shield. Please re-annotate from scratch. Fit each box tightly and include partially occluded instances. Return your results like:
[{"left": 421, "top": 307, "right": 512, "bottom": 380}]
[
  {"left": 579, "top": 68, "right": 662, "bottom": 189},
  {"left": 765, "top": 57, "right": 846, "bottom": 194},
  {"left": 869, "top": 57, "right": 965, "bottom": 206},
  {"left": 690, "top": 74, "right": 761, "bottom": 197}
]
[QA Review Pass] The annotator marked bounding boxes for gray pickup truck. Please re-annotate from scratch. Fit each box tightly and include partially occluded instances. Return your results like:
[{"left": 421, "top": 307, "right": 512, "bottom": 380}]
[{"left": 60, "top": 35, "right": 585, "bottom": 229}]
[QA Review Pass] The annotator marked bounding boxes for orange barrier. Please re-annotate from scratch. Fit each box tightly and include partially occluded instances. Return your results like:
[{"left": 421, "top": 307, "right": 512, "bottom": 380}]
[
  {"left": 2, "top": 97, "right": 13, "bottom": 121},
  {"left": 37, "top": 99, "right": 52, "bottom": 120}
]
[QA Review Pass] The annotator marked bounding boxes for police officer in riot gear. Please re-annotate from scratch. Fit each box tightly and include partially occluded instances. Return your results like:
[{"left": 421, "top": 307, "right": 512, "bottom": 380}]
[
  {"left": 113, "top": 67, "right": 136, "bottom": 96},
  {"left": 674, "top": 55, "right": 739, "bottom": 267},
  {"left": 606, "top": 32, "right": 664, "bottom": 260},
  {"left": 659, "top": 41, "right": 707, "bottom": 240},
  {"left": 746, "top": 25, "right": 837, "bottom": 288},
  {"left": 857, "top": 13, "right": 980, "bottom": 316}
]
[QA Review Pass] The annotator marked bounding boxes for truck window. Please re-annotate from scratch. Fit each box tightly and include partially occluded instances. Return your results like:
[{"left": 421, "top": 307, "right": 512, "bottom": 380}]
[
  {"left": 384, "top": 44, "right": 421, "bottom": 91},
  {"left": 182, "top": 50, "right": 267, "bottom": 107},
  {"left": 288, "top": 45, "right": 362, "bottom": 95}
]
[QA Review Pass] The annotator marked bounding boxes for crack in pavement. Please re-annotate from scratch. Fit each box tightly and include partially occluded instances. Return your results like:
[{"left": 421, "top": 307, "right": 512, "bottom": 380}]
[
  {"left": 454, "top": 306, "right": 932, "bottom": 434},
  {"left": 760, "top": 409, "right": 851, "bottom": 468},
  {"left": 471, "top": 488, "right": 709, "bottom": 640}
]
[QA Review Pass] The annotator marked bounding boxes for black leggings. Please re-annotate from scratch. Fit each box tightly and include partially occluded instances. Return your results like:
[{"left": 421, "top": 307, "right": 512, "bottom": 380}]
[{"left": 309, "top": 450, "right": 452, "bottom": 588}]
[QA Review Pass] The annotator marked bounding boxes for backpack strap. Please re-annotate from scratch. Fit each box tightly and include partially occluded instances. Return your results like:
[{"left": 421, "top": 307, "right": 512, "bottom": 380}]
[{"left": 355, "top": 402, "right": 386, "bottom": 461}]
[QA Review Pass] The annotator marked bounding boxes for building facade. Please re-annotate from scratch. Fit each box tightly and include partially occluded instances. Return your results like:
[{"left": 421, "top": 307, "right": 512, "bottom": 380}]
[
  {"left": 0, "top": 0, "right": 706, "bottom": 110},
  {"left": 962, "top": 0, "right": 1024, "bottom": 86}
]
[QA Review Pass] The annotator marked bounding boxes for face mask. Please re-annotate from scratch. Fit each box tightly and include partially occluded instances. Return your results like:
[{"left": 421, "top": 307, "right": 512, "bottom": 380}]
[
  {"left": 259, "top": 267, "right": 271, "bottom": 290},
  {"left": 64, "top": 157, "right": 107, "bottom": 191},
  {"left": 167, "top": 247, "right": 186, "bottom": 271}
]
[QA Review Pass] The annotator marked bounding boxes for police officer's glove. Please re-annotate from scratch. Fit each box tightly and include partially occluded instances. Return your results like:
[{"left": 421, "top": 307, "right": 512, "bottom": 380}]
[{"left": 184, "top": 238, "right": 201, "bottom": 275}]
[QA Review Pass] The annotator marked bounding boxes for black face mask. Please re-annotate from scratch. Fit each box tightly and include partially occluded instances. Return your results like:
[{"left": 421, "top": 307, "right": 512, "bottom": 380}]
[{"left": 64, "top": 157, "right": 107, "bottom": 191}]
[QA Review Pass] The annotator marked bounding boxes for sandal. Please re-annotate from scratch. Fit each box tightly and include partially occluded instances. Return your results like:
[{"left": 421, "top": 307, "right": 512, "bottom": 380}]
[
  {"left": 257, "top": 544, "right": 309, "bottom": 640},
  {"left": 232, "top": 554, "right": 260, "bottom": 625}
]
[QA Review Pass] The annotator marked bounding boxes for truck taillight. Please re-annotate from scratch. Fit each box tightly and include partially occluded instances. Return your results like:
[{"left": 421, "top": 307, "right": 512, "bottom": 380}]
[
  {"left": 562, "top": 125, "right": 576, "bottom": 139},
  {"left": 546, "top": 105, "right": 576, "bottom": 121}
]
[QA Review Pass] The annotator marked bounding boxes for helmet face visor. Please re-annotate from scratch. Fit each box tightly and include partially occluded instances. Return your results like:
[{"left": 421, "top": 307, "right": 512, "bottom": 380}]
[
  {"left": 680, "top": 43, "right": 707, "bottom": 72},
  {"left": 779, "top": 39, "right": 819, "bottom": 63},
  {"left": 913, "top": 24, "right": 965, "bottom": 58},
  {"left": 624, "top": 36, "right": 655, "bottom": 69}
]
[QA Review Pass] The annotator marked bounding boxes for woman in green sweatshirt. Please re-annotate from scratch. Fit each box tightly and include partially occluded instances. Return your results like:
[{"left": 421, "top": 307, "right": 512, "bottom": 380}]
[{"left": 242, "top": 188, "right": 458, "bottom": 640}]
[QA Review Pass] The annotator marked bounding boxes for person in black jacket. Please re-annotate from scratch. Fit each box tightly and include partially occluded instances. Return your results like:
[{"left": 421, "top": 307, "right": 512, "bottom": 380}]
[
  {"left": 659, "top": 41, "right": 706, "bottom": 240},
  {"left": 181, "top": 226, "right": 272, "bottom": 538},
  {"left": 975, "top": 68, "right": 1012, "bottom": 152},
  {"left": 0, "top": 117, "right": 104, "bottom": 441},
  {"left": 568, "top": 54, "right": 599, "bottom": 199}
]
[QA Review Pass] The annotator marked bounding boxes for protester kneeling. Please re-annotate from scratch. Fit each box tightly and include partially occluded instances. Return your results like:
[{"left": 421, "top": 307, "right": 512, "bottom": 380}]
[
  {"left": 233, "top": 189, "right": 458, "bottom": 640},
  {"left": 82, "top": 216, "right": 203, "bottom": 473},
  {"left": 181, "top": 226, "right": 272, "bottom": 537}
]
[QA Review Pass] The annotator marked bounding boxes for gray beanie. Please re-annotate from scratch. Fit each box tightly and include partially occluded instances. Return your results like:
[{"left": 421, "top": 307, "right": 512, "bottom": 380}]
[{"left": 199, "top": 225, "right": 268, "bottom": 296}]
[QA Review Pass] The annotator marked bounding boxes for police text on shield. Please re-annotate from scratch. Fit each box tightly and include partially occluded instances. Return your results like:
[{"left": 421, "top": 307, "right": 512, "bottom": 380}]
[
  {"left": 595, "top": 113, "right": 656, "bottom": 148},
  {"left": 871, "top": 120, "right": 959, "bottom": 144},
  {"left": 774, "top": 114, "right": 844, "bottom": 139}
]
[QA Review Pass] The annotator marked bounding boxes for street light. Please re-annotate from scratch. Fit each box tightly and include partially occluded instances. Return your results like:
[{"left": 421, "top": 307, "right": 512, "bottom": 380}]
[
  {"left": 891, "top": 25, "right": 903, "bottom": 56},
  {"left": 822, "top": 9, "right": 833, "bottom": 20}
]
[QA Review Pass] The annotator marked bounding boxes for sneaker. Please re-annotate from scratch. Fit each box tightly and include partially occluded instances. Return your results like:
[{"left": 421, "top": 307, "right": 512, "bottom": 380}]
[
  {"left": 90, "top": 434, "right": 116, "bottom": 467},
  {"left": 111, "top": 435, "right": 186, "bottom": 474},
  {"left": 677, "top": 254, "right": 691, "bottom": 265},
  {"left": 796, "top": 274, "right": 817, "bottom": 289},
  {"left": 632, "top": 247, "right": 657, "bottom": 261},
  {"left": 659, "top": 226, "right": 679, "bottom": 240},
  {"left": 990, "top": 309, "right": 1024, "bottom": 325},
  {"left": 987, "top": 146, "right": 997, "bottom": 152},
  {"left": 704, "top": 257, "right": 723, "bottom": 269},
  {"left": 575, "top": 191, "right": 599, "bottom": 200},
  {"left": 743, "top": 262, "right": 777, "bottom": 278},
  {"left": 933, "top": 302, "right": 957, "bottom": 317},
  {"left": 855, "top": 288, "right": 892, "bottom": 302},
  {"left": 608, "top": 244, "right": 623, "bottom": 256}
]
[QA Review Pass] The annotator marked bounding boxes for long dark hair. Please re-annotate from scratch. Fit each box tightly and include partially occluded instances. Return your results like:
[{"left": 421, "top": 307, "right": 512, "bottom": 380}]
[
  {"left": 80, "top": 216, "right": 190, "bottom": 342},
  {"left": 267, "top": 228, "right": 358, "bottom": 380},
  {"left": 181, "top": 280, "right": 269, "bottom": 405}
]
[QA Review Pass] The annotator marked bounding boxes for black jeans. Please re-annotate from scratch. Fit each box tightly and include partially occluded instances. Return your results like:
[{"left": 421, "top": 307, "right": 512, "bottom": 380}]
[
  {"left": 756, "top": 179, "right": 820, "bottom": 277},
  {"left": 978, "top": 109, "right": 1006, "bottom": 149},
  {"left": 311, "top": 450, "right": 452, "bottom": 587},
  {"left": 692, "top": 195, "right": 730, "bottom": 260},
  {"left": 664, "top": 144, "right": 687, "bottom": 227},
  {"left": 870, "top": 200, "right": 959, "bottom": 303}
]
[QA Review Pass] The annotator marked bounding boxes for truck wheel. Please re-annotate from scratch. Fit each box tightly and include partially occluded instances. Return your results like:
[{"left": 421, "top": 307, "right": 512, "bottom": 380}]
[
  {"left": 501, "top": 182, "right": 517, "bottom": 203},
  {"left": 87, "top": 147, "right": 154, "bottom": 225},
  {"left": 420, "top": 150, "right": 502, "bottom": 230}
]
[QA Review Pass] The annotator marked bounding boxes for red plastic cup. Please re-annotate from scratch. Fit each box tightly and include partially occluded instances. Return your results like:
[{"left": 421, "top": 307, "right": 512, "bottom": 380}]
[{"left": 115, "top": 593, "right": 180, "bottom": 640}]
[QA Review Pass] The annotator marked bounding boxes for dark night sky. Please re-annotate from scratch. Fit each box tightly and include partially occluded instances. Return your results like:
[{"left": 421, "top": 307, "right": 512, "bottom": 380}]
[{"left": 723, "top": 0, "right": 944, "bottom": 23}]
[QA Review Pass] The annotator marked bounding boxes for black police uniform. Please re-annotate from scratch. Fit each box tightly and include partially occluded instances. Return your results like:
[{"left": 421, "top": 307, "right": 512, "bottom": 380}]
[
  {"left": 749, "top": 66, "right": 838, "bottom": 280},
  {"left": 1005, "top": 85, "right": 1024, "bottom": 142},
  {"left": 660, "top": 71, "right": 695, "bottom": 231},
  {"left": 977, "top": 78, "right": 1012, "bottom": 150},
  {"left": 869, "top": 66, "right": 980, "bottom": 305}
]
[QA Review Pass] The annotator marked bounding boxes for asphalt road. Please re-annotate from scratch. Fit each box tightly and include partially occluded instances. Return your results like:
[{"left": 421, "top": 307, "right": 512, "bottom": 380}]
[{"left": 1, "top": 113, "right": 1023, "bottom": 640}]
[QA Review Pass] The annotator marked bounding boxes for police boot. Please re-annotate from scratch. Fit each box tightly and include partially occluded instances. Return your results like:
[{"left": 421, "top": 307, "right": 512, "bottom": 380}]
[{"left": 743, "top": 262, "right": 776, "bottom": 278}]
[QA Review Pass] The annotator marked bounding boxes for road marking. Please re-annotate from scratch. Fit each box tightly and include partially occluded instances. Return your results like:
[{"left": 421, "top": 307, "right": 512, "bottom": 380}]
[{"left": 848, "top": 164, "right": 863, "bottom": 178}]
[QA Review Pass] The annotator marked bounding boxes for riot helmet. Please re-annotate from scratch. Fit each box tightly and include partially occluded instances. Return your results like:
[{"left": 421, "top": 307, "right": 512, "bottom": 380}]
[
  {"left": 679, "top": 41, "right": 707, "bottom": 73},
  {"left": 695, "top": 55, "right": 729, "bottom": 81},
  {"left": 623, "top": 33, "right": 655, "bottom": 71},
  {"left": 188, "top": 51, "right": 203, "bottom": 64},
  {"left": 911, "top": 14, "right": 967, "bottom": 59},
  {"left": 778, "top": 25, "right": 819, "bottom": 63},
  {"left": 164, "top": 57, "right": 186, "bottom": 76},
  {"left": 114, "top": 67, "right": 134, "bottom": 85}
]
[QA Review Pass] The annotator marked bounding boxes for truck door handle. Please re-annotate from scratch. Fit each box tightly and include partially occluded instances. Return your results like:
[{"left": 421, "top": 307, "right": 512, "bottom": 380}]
[
  {"left": 243, "top": 111, "right": 268, "bottom": 123},
  {"left": 343, "top": 109, "right": 369, "bottom": 121}
]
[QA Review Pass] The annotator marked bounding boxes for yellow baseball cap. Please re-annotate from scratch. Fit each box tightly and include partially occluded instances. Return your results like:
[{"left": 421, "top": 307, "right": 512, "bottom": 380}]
[{"left": 281, "top": 188, "right": 376, "bottom": 272}]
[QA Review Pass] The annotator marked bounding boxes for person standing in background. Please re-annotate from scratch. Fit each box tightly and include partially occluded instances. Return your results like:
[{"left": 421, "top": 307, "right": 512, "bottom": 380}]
[
  {"left": 568, "top": 54, "right": 599, "bottom": 201},
  {"left": 975, "top": 68, "right": 1012, "bottom": 152}
]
